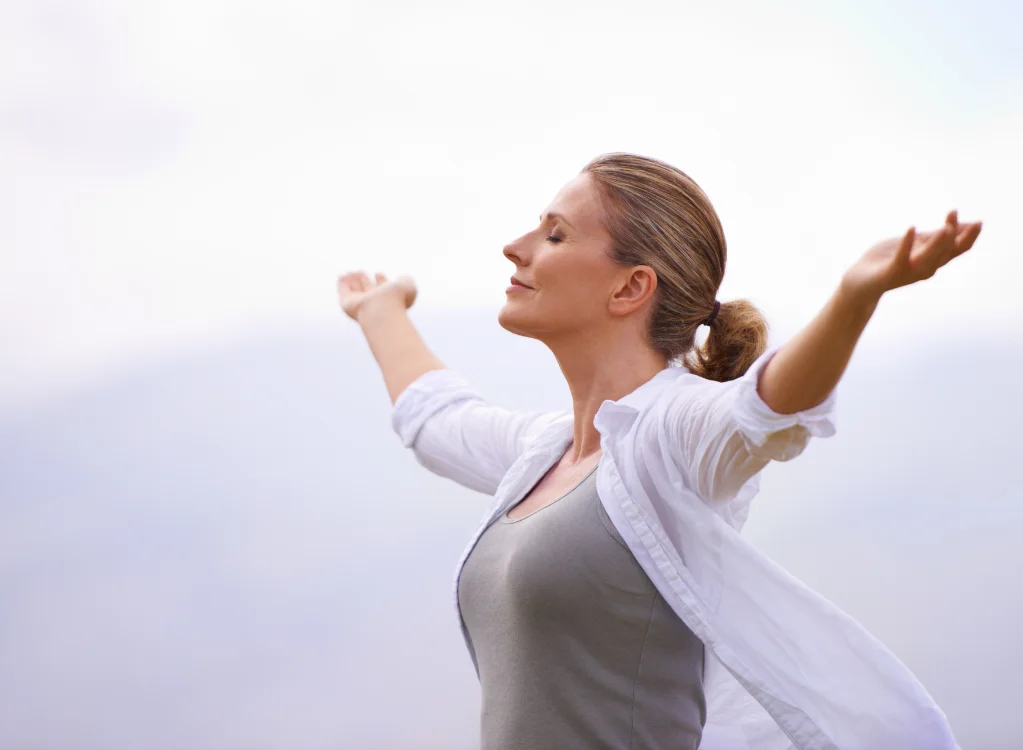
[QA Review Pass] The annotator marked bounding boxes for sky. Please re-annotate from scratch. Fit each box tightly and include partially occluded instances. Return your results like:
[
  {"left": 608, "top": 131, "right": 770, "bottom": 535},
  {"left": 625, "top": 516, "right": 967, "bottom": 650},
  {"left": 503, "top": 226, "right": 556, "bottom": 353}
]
[
  {"left": 1, "top": 0, "right": 1021, "bottom": 415},
  {"left": 1, "top": 319, "right": 1021, "bottom": 749},
  {"left": 2, "top": 1, "right": 1023, "bottom": 748}
]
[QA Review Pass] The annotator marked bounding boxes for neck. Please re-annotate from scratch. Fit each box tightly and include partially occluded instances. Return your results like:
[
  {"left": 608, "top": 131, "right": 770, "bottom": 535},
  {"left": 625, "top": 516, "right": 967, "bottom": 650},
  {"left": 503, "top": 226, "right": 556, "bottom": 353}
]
[{"left": 545, "top": 329, "right": 667, "bottom": 465}]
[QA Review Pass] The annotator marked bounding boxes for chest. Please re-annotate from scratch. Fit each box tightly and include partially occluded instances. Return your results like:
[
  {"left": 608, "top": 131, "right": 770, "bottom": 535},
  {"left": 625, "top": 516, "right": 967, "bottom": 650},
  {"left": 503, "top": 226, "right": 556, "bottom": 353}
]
[
  {"left": 461, "top": 467, "right": 654, "bottom": 622},
  {"left": 504, "top": 452, "right": 602, "bottom": 521}
]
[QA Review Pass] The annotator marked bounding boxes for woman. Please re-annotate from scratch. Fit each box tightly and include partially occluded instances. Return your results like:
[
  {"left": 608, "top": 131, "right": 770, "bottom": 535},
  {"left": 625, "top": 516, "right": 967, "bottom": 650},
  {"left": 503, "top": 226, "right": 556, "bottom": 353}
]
[{"left": 338, "top": 152, "right": 981, "bottom": 750}]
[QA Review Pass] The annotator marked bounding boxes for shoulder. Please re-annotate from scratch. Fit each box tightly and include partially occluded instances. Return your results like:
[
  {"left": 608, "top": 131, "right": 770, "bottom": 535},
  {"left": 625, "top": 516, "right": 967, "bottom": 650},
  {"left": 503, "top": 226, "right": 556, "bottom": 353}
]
[
  {"left": 633, "top": 346, "right": 789, "bottom": 422},
  {"left": 630, "top": 367, "right": 727, "bottom": 424}
]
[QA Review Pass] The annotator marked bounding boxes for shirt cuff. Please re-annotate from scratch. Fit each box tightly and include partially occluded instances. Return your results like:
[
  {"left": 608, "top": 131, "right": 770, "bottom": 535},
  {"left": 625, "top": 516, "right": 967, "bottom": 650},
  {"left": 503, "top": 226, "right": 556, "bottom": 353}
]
[
  {"left": 390, "top": 368, "right": 480, "bottom": 448},
  {"left": 731, "top": 345, "right": 838, "bottom": 457}
]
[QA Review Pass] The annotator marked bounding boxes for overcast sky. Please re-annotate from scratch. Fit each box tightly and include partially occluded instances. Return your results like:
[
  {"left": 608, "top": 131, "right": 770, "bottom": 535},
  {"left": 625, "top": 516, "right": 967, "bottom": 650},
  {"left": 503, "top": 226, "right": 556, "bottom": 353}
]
[
  {"left": 2, "top": 0, "right": 1021, "bottom": 415},
  {"left": 2, "top": 318, "right": 1021, "bottom": 749},
  {"left": 2, "top": 2, "right": 1023, "bottom": 748}
]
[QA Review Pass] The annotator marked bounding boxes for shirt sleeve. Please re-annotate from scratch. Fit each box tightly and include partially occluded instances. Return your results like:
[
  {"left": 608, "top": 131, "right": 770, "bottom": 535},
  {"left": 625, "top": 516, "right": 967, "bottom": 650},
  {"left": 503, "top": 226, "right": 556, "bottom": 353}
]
[
  {"left": 391, "top": 368, "right": 565, "bottom": 496},
  {"left": 660, "top": 345, "right": 838, "bottom": 505}
]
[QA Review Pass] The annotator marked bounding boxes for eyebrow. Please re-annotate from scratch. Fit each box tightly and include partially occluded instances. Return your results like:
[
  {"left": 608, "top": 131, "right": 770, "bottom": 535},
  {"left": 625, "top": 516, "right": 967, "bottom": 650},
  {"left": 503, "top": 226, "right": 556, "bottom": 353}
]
[{"left": 539, "top": 211, "right": 575, "bottom": 230}]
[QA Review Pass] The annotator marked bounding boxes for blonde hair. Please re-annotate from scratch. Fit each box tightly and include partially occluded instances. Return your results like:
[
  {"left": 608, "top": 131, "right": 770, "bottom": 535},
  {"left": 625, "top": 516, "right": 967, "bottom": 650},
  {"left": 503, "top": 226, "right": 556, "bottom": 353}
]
[{"left": 582, "top": 152, "right": 768, "bottom": 382}]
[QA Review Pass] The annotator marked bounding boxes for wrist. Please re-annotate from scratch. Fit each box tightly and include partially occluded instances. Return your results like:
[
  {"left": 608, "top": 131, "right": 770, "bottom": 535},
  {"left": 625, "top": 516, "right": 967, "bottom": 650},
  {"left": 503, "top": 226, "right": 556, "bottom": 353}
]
[
  {"left": 356, "top": 291, "right": 407, "bottom": 326},
  {"left": 838, "top": 274, "right": 883, "bottom": 312}
]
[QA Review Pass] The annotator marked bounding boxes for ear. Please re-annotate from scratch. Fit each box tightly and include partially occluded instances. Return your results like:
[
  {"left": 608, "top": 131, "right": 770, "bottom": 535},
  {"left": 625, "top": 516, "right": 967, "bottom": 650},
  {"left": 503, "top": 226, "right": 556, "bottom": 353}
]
[{"left": 608, "top": 265, "right": 657, "bottom": 317}]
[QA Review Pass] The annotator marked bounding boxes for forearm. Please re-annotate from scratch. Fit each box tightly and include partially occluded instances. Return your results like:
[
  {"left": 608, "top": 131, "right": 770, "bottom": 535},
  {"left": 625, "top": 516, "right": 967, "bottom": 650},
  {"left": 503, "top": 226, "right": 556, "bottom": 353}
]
[
  {"left": 757, "top": 279, "right": 880, "bottom": 414},
  {"left": 357, "top": 296, "right": 448, "bottom": 405}
]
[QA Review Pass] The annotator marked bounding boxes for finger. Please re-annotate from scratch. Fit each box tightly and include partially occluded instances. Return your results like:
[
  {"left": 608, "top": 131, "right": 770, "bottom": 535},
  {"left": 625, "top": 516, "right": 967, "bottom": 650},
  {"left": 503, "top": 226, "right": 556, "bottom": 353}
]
[
  {"left": 938, "top": 210, "right": 961, "bottom": 264},
  {"left": 936, "top": 223, "right": 958, "bottom": 265},
  {"left": 375, "top": 272, "right": 387, "bottom": 285},
  {"left": 911, "top": 224, "right": 953, "bottom": 277},
  {"left": 351, "top": 271, "right": 370, "bottom": 292},
  {"left": 952, "top": 221, "right": 983, "bottom": 258},
  {"left": 916, "top": 212, "right": 956, "bottom": 243},
  {"left": 894, "top": 226, "right": 915, "bottom": 267}
]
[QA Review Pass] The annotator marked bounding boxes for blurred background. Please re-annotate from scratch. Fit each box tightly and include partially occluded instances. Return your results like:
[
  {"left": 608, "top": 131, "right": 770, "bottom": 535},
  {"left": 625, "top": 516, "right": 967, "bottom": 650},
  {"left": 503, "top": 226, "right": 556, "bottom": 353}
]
[{"left": 1, "top": 0, "right": 1020, "bottom": 748}]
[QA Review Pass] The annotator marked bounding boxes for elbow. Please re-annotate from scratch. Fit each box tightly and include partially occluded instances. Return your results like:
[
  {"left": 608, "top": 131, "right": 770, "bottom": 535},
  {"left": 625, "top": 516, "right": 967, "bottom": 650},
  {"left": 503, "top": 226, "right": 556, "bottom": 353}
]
[
  {"left": 691, "top": 433, "right": 771, "bottom": 505},
  {"left": 741, "top": 423, "right": 815, "bottom": 463}
]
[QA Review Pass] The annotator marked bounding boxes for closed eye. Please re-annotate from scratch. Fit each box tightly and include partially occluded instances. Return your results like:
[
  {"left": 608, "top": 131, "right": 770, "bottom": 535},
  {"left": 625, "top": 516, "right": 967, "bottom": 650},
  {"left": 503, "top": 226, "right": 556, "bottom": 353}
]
[{"left": 546, "top": 235, "right": 563, "bottom": 244}]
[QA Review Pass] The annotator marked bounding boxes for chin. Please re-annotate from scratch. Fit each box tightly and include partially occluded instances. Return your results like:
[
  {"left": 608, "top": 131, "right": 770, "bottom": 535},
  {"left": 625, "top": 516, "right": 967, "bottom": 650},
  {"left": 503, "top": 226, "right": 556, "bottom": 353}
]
[{"left": 497, "top": 303, "right": 537, "bottom": 339}]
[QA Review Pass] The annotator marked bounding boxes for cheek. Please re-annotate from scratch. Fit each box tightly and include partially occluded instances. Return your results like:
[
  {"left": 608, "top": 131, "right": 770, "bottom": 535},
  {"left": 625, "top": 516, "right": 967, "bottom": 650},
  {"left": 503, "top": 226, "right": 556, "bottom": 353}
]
[{"left": 542, "top": 261, "right": 608, "bottom": 317}]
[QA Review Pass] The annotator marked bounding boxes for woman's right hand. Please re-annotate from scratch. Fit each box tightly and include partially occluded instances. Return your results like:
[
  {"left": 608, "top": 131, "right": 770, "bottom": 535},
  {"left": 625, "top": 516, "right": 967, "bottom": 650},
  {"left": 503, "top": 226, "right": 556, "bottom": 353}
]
[{"left": 337, "top": 271, "right": 418, "bottom": 321}]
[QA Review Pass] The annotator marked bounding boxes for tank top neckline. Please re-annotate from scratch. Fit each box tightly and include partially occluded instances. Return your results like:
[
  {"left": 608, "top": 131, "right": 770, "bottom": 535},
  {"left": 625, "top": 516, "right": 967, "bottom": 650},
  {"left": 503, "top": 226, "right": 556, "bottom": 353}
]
[{"left": 500, "top": 464, "right": 599, "bottom": 524}]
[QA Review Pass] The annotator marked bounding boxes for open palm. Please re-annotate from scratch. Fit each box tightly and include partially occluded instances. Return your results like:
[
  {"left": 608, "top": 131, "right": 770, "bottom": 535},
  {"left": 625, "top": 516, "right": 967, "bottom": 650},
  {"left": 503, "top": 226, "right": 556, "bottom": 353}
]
[
  {"left": 337, "top": 271, "right": 418, "bottom": 321},
  {"left": 844, "top": 210, "right": 983, "bottom": 300}
]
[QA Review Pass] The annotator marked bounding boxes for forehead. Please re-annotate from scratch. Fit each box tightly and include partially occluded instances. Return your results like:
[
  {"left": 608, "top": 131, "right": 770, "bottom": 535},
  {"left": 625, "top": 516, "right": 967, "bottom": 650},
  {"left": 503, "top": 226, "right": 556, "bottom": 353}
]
[{"left": 544, "top": 172, "right": 604, "bottom": 234}]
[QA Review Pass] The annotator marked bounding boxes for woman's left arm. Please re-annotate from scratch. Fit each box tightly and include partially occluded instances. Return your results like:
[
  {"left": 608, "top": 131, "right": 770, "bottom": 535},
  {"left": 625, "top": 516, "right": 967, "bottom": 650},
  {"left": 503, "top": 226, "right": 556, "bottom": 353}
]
[
  {"left": 758, "top": 210, "right": 983, "bottom": 414},
  {"left": 658, "top": 211, "right": 983, "bottom": 508}
]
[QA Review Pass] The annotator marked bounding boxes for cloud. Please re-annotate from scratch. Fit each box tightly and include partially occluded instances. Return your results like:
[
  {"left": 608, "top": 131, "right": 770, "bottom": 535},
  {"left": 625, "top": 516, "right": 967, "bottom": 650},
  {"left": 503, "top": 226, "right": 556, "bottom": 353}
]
[{"left": 2, "top": 0, "right": 1020, "bottom": 415}]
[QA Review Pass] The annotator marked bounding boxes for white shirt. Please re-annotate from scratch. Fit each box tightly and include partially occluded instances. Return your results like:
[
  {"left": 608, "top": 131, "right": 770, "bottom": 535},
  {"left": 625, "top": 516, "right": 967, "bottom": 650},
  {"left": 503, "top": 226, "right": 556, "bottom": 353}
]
[{"left": 390, "top": 344, "right": 960, "bottom": 750}]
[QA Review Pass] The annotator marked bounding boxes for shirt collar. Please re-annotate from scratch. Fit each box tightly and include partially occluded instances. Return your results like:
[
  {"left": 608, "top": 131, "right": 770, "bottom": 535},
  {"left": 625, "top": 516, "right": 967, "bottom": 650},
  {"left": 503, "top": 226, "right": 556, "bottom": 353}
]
[
  {"left": 614, "top": 362, "right": 688, "bottom": 412},
  {"left": 531, "top": 362, "right": 690, "bottom": 452}
]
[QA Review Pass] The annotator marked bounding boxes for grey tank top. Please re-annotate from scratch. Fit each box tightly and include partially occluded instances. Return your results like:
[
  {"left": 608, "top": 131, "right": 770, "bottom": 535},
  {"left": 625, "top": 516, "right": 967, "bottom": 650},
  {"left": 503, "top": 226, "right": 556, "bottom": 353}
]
[{"left": 457, "top": 465, "right": 706, "bottom": 750}]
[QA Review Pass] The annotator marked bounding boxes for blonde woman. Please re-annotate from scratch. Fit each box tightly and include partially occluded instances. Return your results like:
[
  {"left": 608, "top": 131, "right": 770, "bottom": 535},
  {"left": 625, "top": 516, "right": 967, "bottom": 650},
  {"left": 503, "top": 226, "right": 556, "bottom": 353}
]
[{"left": 338, "top": 152, "right": 981, "bottom": 750}]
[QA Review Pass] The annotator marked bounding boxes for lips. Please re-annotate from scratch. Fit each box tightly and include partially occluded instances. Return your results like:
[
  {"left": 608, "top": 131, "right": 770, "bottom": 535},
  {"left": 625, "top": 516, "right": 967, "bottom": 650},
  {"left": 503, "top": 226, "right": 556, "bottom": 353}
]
[{"left": 510, "top": 276, "right": 533, "bottom": 289}]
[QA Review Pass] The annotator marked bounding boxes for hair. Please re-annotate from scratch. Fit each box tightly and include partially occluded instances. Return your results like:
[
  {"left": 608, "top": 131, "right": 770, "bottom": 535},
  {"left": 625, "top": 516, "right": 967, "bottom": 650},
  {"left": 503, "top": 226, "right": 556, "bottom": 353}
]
[{"left": 582, "top": 152, "right": 769, "bottom": 382}]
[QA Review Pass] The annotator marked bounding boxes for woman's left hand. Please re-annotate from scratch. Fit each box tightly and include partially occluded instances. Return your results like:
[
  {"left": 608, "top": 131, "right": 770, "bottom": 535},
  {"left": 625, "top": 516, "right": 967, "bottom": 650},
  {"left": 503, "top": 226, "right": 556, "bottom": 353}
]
[{"left": 842, "top": 210, "right": 983, "bottom": 302}]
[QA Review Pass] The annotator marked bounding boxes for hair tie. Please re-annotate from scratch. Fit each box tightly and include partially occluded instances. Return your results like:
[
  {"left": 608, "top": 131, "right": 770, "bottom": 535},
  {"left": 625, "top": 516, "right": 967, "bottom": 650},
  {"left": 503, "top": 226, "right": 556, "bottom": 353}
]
[{"left": 703, "top": 300, "right": 721, "bottom": 327}]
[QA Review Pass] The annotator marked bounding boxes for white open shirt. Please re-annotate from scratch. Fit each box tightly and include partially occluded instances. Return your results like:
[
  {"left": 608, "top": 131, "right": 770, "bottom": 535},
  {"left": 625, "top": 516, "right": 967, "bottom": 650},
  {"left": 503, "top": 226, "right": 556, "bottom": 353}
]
[{"left": 390, "top": 345, "right": 960, "bottom": 750}]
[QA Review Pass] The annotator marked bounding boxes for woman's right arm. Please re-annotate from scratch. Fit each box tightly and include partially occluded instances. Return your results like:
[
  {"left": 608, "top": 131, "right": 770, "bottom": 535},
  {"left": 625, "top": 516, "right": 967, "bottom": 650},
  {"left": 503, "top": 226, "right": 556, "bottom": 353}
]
[
  {"left": 341, "top": 271, "right": 565, "bottom": 495},
  {"left": 354, "top": 282, "right": 447, "bottom": 405}
]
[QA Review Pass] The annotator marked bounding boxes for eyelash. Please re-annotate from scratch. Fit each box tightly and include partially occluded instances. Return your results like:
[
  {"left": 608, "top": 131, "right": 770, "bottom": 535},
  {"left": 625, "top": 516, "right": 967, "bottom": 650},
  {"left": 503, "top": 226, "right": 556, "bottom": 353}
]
[{"left": 546, "top": 235, "right": 563, "bottom": 244}]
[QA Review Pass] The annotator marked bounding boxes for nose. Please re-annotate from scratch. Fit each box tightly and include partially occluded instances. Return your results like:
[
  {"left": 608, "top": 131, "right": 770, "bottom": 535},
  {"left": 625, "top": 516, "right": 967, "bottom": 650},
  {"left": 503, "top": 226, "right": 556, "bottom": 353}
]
[{"left": 503, "top": 234, "right": 530, "bottom": 266}]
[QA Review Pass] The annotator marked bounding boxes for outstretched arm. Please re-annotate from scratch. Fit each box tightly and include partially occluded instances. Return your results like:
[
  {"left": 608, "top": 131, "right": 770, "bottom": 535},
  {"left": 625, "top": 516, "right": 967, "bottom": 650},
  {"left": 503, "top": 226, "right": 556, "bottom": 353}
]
[
  {"left": 655, "top": 210, "right": 983, "bottom": 511},
  {"left": 339, "top": 271, "right": 446, "bottom": 404},
  {"left": 339, "top": 271, "right": 565, "bottom": 495},
  {"left": 758, "top": 210, "right": 983, "bottom": 414}
]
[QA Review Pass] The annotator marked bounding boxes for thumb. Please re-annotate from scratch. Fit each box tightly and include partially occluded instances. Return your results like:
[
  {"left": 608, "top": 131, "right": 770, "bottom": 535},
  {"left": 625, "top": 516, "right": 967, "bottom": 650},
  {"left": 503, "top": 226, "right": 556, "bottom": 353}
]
[
  {"left": 375, "top": 272, "right": 387, "bottom": 285},
  {"left": 395, "top": 274, "right": 418, "bottom": 307}
]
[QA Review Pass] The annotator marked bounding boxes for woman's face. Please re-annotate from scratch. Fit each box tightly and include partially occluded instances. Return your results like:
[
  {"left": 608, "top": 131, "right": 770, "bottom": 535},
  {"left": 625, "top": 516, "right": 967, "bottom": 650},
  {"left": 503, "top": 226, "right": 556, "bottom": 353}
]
[{"left": 499, "top": 171, "right": 650, "bottom": 343}]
